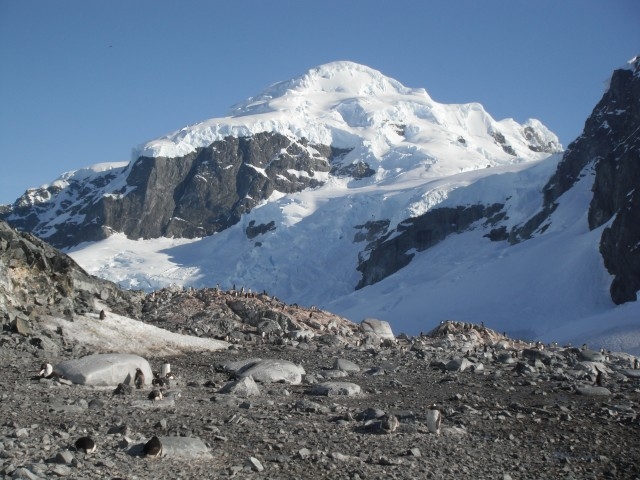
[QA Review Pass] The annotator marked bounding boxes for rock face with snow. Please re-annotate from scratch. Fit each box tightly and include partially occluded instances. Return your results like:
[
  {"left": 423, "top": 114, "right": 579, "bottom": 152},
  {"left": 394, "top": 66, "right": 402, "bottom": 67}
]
[
  {"left": 0, "top": 61, "right": 559, "bottom": 249},
  {"left": 511, "top": 57, "right": 640, "bottom": 304},
  {"left": 6, "top": 60, "right": 640, "bottom": 351}
]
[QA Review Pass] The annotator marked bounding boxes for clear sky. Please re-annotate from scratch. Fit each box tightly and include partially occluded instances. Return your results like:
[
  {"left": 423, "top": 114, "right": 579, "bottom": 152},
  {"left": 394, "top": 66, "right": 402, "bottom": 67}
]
[{"left": 0, "top": 0, "right": 638, "bottom": 205}]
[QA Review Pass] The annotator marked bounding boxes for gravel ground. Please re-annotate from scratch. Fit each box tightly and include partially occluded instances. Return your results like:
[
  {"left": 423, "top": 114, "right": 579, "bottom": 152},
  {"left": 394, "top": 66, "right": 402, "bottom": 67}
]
[{"left": 1, "top": 326, "right": 639, "bottom": 480}]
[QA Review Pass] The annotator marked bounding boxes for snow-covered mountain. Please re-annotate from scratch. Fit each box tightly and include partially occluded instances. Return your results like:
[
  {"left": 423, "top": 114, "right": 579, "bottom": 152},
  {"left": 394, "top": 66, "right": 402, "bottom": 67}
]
[{"left": 3, "top": 60, "right": 640, "bottom": 353}]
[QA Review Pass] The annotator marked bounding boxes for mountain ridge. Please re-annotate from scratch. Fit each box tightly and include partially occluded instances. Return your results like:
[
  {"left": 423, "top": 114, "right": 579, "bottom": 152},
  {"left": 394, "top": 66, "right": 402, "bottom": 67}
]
[{"left": 2, "top": 59, "right": 639, "bottom": 353}]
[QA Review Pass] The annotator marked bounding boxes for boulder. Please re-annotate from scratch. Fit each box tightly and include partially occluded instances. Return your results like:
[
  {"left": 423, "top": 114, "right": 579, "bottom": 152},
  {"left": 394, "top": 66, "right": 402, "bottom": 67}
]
[
  {"left": 360, "top": 318, "right": 394, "bottom": 340},
  {"left": 445, "top": 357, "right": 473, "bottom": 372},
  {"left": 133, "top": 436, "right": 212, "bottom": 459},
  {"left": 218, "top": 376, "right": 261, "bottom": 397},
  {"left": 333, "top": 358, "right": 360, "bottom": 372},
  {"left": 578, "top": 349, "right": 606, "bottom": 362},
  {"left": 54, "top": 353, "right": 152, "bottom": 386},
  {"left": 310, "top": 382, "right": 361, "bottom": 396},
  {"left": 234, "top": 359, "right": 306, "bottom": 385},
  {"left": 575, "top": 385, "right": 611, "bottom": 396}
]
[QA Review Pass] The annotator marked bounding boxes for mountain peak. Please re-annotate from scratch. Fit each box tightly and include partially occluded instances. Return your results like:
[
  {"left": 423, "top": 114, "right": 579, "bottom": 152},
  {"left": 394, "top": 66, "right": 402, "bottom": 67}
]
[{"left": 228, "top": 61, "right": 430, "bottom": 118}]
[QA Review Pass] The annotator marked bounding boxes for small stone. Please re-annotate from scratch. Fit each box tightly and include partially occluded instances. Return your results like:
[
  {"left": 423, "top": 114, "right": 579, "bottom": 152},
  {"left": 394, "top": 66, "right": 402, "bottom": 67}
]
[
  {"left": 50, "top": 464, "right": 72, "bottom": 477},
  {"left": 408, "top": 448, "right": 421, "bottom": 457},
  {"left": 54, "top": 450, "right": 74, "bottom": 464},
  {"left": 247, "top": 456, "right": 264, "bottom": 472},
  {"left": 11, "top": 467, "right": 39, "bottom": 480}
]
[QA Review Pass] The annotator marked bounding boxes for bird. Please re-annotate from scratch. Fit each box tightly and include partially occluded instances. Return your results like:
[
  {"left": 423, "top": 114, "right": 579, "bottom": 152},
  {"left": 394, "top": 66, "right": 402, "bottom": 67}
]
[
  {"left": 594, "top": 368, "right": 604, "bottom": 387},
  {"left": 113, "top": 383, "right": 133, "bottom": 395},
  {"left": 38, "top": 362, "right": 53, "bottom": 378},
  {"left": 143, "top": 436, "right": 163, "bottom": 457},
  {"left": 148, "top": 389, "right": 163, "bottom": 401},
  {"left": 75, "top": 436, "right": 97, "bottom": 454},
  {"left": 380, "top": 414, "right": 400, "bottom": 433},
  {"left": 99, "top": 309, "right": 106, "bottom": 320},
  {"left": 134, "top": 368, "right": 145, "bottom": 389},
  {"left": 425, "top": 404, "right": 442, "bottom": 435}
]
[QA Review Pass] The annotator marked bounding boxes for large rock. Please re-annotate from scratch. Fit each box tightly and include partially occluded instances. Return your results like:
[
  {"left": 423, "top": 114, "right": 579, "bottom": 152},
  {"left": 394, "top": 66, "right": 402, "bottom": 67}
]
[
  {"left": 232, "top": 359, "right": 306, "bottom": 385},
  {"left": 218, "top": 376, "right": 261, "bottom": 397},
  {"left": 310, "top": 382, "right": 361, "bottom": 396},
  {"left": 54, "top": 353, "right": 152, "bottom": 386},
  {"left": 133, "top": 436, "right": 212, "bottom": 459},
  {"left": 360, "top": 318, "right": 395, "bottom": 340}
]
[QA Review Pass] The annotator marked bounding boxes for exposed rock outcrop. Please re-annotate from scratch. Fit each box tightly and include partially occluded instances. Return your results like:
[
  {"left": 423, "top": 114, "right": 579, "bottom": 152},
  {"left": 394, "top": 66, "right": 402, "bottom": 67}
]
[
  {"left": 356, "top": 203, "right": 503, "bottom": 289},
  {"left": 2, "top": 132, "right": 336, "bottom": 247},
  {"left": 0, "top": 220, "right": 139, "bottom": 327},
  {"left": 510, "top": 57, "right": 640, "bottom": 304}
]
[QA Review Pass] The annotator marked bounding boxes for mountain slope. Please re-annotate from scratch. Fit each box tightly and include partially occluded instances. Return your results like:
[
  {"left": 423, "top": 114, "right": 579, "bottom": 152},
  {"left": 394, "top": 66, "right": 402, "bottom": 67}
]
[
  {"left": 1, "top": 61, "right": 559, "bottom": 248},
  {"left": 3, "top": 60, "right": 640, "bottom": 352}
]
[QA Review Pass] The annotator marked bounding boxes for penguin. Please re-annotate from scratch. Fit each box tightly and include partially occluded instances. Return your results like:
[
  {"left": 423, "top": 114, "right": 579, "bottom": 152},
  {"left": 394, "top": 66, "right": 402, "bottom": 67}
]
[
  {"left": 99, "top": 309, "right": 106, "bottom": 320},
  {"left": 143, "top": 436, "right": 163, "bottom": 457},
  {"left": 594, "top": 368, "right": 604, "bottom": 387},
  {"left": 148, "top": 389, "right": 163, "bottom": 401},
  {"left": 380, "top": 414, "right": 400, "bottom": 434},
  {"left": 425, "top": 404, "right": 442, "bottom": 435},
  {"left": 75, "top": 436, "right": 97, "bottom": 454},
  {"left": 38, "top": 362, "right": 53, "bottom": 378},
  {"left": 113, "top": 382, "right": 133, "bottom": 395},
  {"left": 134, "top": 368, "right": 145, "bottom": 389}
]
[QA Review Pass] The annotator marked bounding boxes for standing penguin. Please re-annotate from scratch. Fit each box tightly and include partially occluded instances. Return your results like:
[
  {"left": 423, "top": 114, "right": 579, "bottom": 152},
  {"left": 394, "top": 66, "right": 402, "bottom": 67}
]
[
  {"left": 134, "top": 368, "right": 145, "bottom": 389},
  {"left": 594, "top": 368, "right": 604, "bottom": 387},
  {"left": 425, "top": 404, "right": 442, "bottom": 435}
]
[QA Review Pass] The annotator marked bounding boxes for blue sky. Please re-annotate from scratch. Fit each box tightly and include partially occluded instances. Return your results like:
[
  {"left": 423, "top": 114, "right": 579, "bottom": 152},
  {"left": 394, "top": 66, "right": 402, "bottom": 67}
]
[{"left": 0, "top": 0, "right": 638, "bottom": 204}]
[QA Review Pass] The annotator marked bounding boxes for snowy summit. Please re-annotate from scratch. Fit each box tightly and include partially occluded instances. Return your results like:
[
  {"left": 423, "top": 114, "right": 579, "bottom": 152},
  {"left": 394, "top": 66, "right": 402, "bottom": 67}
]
[{"left": 134, "top": 61, "right": 560, "bottom": 167}]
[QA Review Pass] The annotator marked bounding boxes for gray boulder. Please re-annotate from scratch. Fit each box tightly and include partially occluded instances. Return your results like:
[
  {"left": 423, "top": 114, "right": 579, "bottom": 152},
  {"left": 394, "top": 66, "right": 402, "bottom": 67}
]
[
  {"left": 360, "top": 318, "right": 394, "bottom": 340},
  {"left": 54, "top": 353, "right": 152, "bottom": 386},
  {"left": 446, "top": 357, "right": 473, "bottom": 372},
  {"left": 310, "top": 382, "right": 361, "bottom": 396},
  {"left": 218, "top": 376, "right": 261, "bottom": 397},
  {"left": 333, "top": 358, "right": 361, "bottom": 373},
  {"left": 234, "top": 359, "right": 306, "bottom": 385},
  {"left": 575, "top": 385, "right": 611, "bottom": 396}
]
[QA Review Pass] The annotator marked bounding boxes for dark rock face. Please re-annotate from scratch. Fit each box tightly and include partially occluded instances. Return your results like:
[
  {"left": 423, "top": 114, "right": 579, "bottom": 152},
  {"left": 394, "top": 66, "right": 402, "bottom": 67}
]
[
  {"left": 356, "top": 203, "right": 503, "bottom": 289},
  {"left": 1, "top": 132, "right": 334, "bottom": 248},
  {"left": 587, "top": 63, "right": 640, "bottom": 303},
  {"left": 509, "top": 60, "right": 640, "bottom": 305}
]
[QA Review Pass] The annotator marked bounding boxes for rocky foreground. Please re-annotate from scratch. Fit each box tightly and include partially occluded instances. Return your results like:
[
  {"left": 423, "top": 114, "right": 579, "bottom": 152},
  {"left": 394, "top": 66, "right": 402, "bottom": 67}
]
[{"left": 1, "top": 317, "right": 639, "bottom": 480}]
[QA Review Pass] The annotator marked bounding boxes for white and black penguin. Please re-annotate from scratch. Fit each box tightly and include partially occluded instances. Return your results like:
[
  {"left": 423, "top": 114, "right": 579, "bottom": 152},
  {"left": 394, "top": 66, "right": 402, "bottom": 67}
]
[
  {"left": 38, "top": 362, "right": 53, "bottom": 378},
  {"left": 143, "top": 435, "right": 163, "bottom": 457},
  {"left": 99, "top": 309, "right": 106, "bottom": 320},
  {"left": 425, "top": 403, "right": 442, "bottom": 435},
  {"left": 75, "top": 436, "right": 97, "bottom": 454},
  {"left": 134, "top": 368, "right": 145, "bottom": 389}
]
